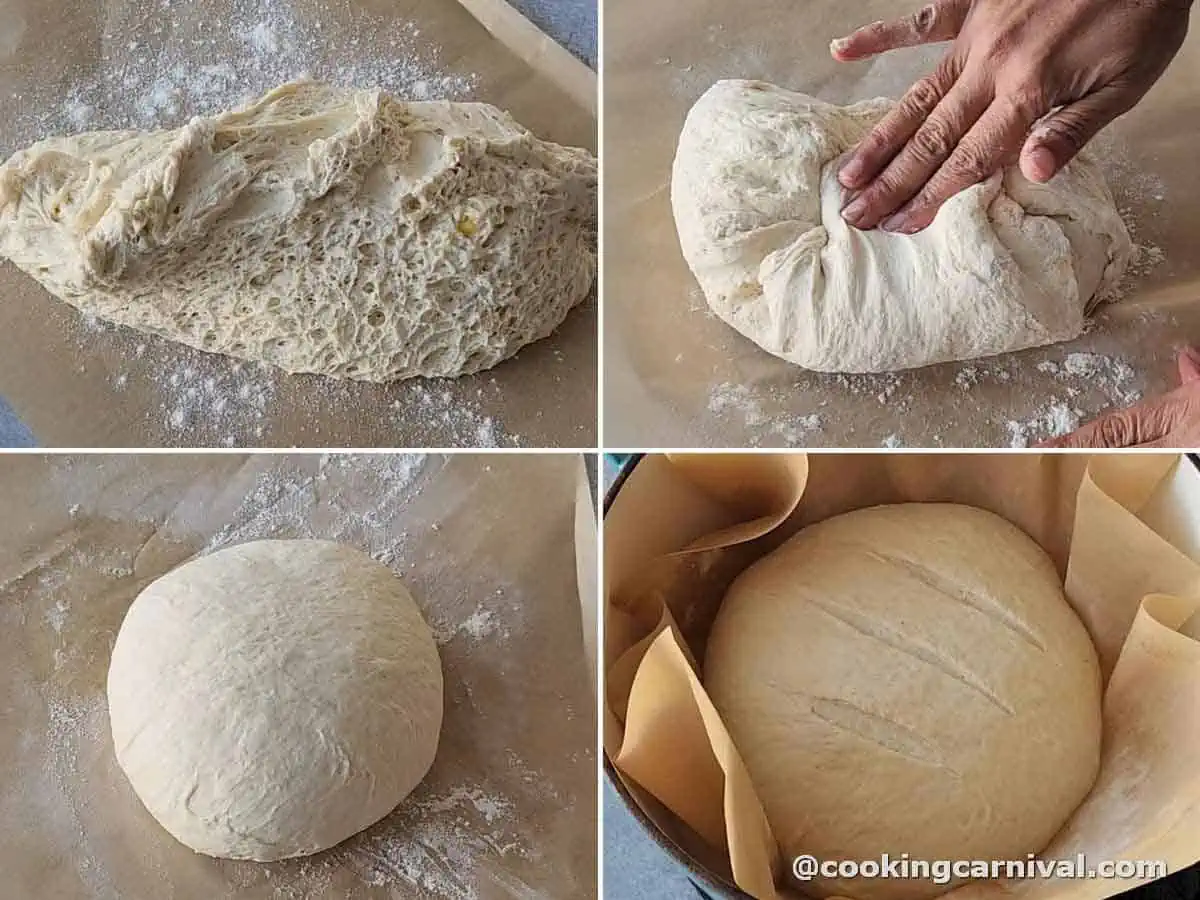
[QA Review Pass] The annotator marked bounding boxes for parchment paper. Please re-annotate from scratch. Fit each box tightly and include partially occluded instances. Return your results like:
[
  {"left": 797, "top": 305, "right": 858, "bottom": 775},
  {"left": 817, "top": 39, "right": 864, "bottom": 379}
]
[
  {"left": 0, "top": 452, "right": 597, "bottom": 899},
  {"left": 602, "top": 0, "right": 1200, "bottom": 448},
  {"left": 604, "top": 453, "right": 1200, "bottom": 900},
  {"left": 0, "top": 0, "right": 597, "bottom": 448}
]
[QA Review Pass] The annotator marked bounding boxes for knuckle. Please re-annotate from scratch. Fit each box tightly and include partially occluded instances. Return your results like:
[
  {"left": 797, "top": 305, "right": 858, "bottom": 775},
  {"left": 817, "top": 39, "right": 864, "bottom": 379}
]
[
  {"left": 1097, "top": 413, "right": 1140, "bottom": 448},
  {"left": 903, "top": 76, "right": 945, "bottom": 114},
  {"left": 911, "top": 4, "right": 938, "bottom": 37},
  {"left": 1007, "top": 82, "right": 1049, "bottom": 116},
  {"left": 1041, "top": 114, "right": 1090, "bottom": 151},
  {"left": 945, "top": 145, "right": 992, "bottom": 184},
  {"left": 910, "top": 118, "right": 958, "bottom": 162}
]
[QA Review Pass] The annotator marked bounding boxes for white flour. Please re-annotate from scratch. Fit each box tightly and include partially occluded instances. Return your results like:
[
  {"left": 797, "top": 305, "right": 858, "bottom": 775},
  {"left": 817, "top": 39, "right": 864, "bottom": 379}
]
[
  {"left": 6, "top": 0, "right": 476, "bottom": 152},
  {"left": 3, "top": 456, "right": 586, "bottom": 900},
  {"left": 708, "top": 382, "right": 824, "bottom": 446},
  {"left": 70, "top": 313, "right": 518, "bottom": 448},
  {"left": 1005, "top": 402, "right": 1083, "bottom": 448}
]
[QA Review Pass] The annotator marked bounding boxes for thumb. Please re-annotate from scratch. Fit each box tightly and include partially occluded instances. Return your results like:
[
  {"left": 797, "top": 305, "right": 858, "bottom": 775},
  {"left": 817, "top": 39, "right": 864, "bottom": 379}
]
[
  {"left": 1019, "top": 87, "right": 1136, "bottom": 182},
  {"left": 830, "top": 0, "right": 969, "bottom": 61},
  {"left": 1177, "top": 347, "right": 1200, "bottom": 385}
]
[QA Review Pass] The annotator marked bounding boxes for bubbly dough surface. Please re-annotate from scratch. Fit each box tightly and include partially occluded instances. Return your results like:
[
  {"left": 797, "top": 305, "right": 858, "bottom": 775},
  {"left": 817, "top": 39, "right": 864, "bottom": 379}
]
[
  {"left": 704, "top": 504, "right": 1102, "bottom": 900},
  {"left": 106, "top": 539, "right": 444, "bottom": 861},
  {"left": 672, "top": 80, "right": 1132, "bottom": 373},
  {"left": 0, "top": 81, "right": 597, "bottom": 381}
]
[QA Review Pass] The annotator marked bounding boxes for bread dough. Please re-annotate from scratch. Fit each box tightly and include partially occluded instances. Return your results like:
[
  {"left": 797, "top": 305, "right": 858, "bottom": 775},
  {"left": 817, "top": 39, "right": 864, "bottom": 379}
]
[
  {"left": 672, "top": 80, "right": 1132, "bottom": 373},
  {"left": 0, "top": 81, "right": 597, "bottom": 381},
  {"left": 106, "top": 539, "right": 444, "bottom": 860},
  {"left": 704, "top": 504, "right": 1101, "bottom": 900}
]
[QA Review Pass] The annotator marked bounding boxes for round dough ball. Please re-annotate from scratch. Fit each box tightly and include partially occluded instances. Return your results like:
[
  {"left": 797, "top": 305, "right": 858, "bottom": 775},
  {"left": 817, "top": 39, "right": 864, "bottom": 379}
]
[
  {"left": 672, "top": 80, "right": 1132, "bottom": 373},
  {"left": 704, "top": 504, "right": 1101, "bottom": 900},
  {"left": 107, "top": 539, "right": 443, "bottom": 861}
]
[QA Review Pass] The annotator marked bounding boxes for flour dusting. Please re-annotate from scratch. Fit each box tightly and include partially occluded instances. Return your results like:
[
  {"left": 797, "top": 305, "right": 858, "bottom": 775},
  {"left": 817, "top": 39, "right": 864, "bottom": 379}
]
[
  {"left": 6, "top": 0, "right": 476, "bottom": 152},
  {"left": 1006, "top": 402, "right": 1083, "bottom": 448},
  {"left": 708, "top": 382, "right": 823, "bottom": 446}
]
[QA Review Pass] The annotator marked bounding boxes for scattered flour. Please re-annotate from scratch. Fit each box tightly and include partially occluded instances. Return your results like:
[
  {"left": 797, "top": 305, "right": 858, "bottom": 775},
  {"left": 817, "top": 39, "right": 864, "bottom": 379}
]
[
  {"left": 1035, "top": 351, "right": 1142, "bottom": 407},
  {"left": 1005, "top": 402, "right": 1082, "bottom": 448},
  {"left": 71, "top": 314, "right": 518, "bottom": 447},
  {"left": 5, "top": 0, "right": 476, "bottom": 153},
  {"left": 396, "top": 384, "right": 522, "bottom": 449},
  {"left": 708, "top": 382, "right": 823, "bottom": 446}
]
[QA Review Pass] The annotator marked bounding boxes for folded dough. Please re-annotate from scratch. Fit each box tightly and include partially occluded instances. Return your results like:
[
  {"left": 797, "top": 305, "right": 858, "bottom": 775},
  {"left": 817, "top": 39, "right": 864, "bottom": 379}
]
[
  {"left": 0, "top": 81, "right": 597, "bottom": 381},
  {"left": 672, "top": 80, "right": 1132, "bottom": 373},
  {"left": 704, "top": 503, "right": 1102, "bottom": 900}
]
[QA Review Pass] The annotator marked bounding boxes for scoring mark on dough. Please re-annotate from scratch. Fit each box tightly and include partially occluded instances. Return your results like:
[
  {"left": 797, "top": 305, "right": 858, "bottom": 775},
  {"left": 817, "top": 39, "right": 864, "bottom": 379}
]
[
  {"left": 797, "top": 588, "right": 1016, "bottom": 716},
  {"left": 809, "top": 697, "right": 954, "bottom": 772},
  {"left": 861, "top": 548, "right": 1047, "bottom": 652}
]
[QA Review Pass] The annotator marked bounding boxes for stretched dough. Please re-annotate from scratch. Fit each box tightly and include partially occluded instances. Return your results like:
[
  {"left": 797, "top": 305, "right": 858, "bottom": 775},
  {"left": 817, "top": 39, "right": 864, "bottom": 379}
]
[
  {"left": 0, "top": 81, "right": 597, "bottom": 381},
  {"left": 704, "top": 504, "right": 1102, "bottom": 900},
  {"left": 106, "top": 539, "right": 444, "bottom": 860},
  {"left": 672, "top": 80, "right": 1132, "bottom": 373}
]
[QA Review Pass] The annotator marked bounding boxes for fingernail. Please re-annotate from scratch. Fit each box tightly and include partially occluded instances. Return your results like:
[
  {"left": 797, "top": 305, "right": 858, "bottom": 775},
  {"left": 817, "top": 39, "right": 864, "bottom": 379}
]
[
  {"left": 880, "top": 211, "right": 912, "bottom": 233},
  {"left": 1024, "top": 145, "right": 1057, "bottom": 183},
  {"left": 830, "top": 36, "right": 851, "bottom": 57},
  {"left": 838, "top": 159, "right": 864, "bottom": 188},
  {"left": 841, "top": 196, "right": 867, "bottom": 224}
]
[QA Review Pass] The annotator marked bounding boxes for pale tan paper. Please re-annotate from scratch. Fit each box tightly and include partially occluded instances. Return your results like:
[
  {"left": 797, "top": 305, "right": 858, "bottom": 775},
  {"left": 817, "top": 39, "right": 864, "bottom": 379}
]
[
  {"left": 454, "top": 0, "right": 597, "bottom": 116},
  {"left": 0, "top": 453, "right": 597, "bottom": 899},
  {"left": 603, "top": 0, "right": 1200, "bottom": 447},
  {"left": 0, "top": 0, "right": 596, "bottom": 448},
  {"left": 604, "top": 453, "right": 1200, "bottom": 899}
]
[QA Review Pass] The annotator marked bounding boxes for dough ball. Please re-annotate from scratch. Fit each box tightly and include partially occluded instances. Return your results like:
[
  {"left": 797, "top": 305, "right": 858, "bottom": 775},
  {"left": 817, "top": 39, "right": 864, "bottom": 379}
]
[
  {"left": 0, "top": 81, "right": 597, "bottom": 381},
  {"left": 704, "top": 504, "right": 1101, "bottom": 900},
  {"left": 106, "top": 539, "right": 443, "bottom": 861},
  {"left": 672, "top": 80, "right": 1132, "bottom": 373}
]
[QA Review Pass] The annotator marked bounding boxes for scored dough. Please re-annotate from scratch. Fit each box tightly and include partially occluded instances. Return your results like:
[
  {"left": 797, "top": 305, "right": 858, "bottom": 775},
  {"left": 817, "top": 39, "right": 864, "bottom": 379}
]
[
  {"left": 672, "top": 80, "right": 1132, "bottom": 373},
  {"left": 106, "top": 539, "right": 444, "bottom": 861},
  {"left": 0, "top": 81, "right": 597, "bottom": 381},
  {"left": 704, "top": 504, "right": 1102, "bottom": 900}
]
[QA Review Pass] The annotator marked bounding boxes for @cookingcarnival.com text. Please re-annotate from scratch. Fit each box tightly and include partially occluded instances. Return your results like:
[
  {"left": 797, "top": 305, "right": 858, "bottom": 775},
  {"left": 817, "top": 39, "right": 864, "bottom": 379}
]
[{"left": 792, "top": 854, "right": 1168, "bottom": 884}]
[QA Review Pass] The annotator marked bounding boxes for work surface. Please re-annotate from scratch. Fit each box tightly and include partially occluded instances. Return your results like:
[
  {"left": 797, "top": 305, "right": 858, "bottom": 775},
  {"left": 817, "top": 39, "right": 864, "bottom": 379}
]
[{"left": 602, "top": 0, "right": 1200, "bottom": 448}]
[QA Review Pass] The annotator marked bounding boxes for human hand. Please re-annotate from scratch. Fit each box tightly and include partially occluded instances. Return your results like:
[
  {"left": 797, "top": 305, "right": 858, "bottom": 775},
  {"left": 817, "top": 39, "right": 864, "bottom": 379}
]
[
  {"left": 831, "top": 0, "right": 1191, "bottom": 233},
  {"left": 1041, "top": 349, "right": 1200, "bottom": 448}
]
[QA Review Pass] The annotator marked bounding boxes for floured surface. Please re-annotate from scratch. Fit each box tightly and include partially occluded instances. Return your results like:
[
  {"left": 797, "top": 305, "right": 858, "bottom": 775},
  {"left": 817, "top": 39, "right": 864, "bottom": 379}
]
[
  {"left": 603, "top": 0, "right": 1197, "bottom": 447},
  {"left": 0, "top": 454, "right": 596, "bottom": 899},
  {"left": 0, "top": 0, "right": 596, "bottom": 447}
]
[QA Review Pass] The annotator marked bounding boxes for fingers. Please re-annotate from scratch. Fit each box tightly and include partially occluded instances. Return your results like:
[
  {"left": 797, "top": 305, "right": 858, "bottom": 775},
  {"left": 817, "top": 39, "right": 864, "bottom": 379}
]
[
  {"left": 839, "top": 58, "right": 963, "bottom": 190},
  {"left": 1040, "top": 396, "right": 1182, "bottom": 449},
  {"left": 874, "top": 95, "right": 1037, "bottom": 234},
  {"left": 830, "top": 0, "right": 970, "bottom": 62},
  {"left": 1019, "top": 86, "right": 1136, "bottom": 182},
  {"left": 841, "top": 75, "right": 989, "bottom": 230},
  {"left": 1177, "top": 347, "right": 1200, "bottom": 384}
]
